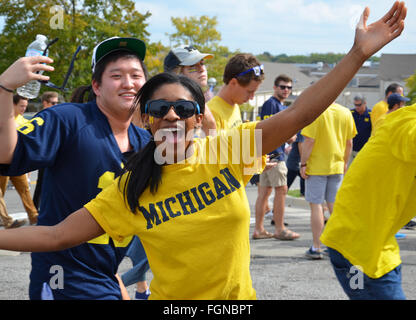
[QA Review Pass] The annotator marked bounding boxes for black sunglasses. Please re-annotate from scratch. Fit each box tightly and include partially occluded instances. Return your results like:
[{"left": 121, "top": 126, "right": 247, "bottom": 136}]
[
  {"left": 144, "top": 100, "right": 201, "bottom": 119},
  {"left": 37, "top": 38, "right": 82, "bottom": 92},
  {"left": 278, "top": 85, "right": 292, "bottom": 90}
]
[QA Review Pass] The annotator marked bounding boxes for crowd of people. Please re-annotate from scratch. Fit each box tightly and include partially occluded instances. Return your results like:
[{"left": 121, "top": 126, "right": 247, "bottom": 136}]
[{"left": 0, "top": 1, "right": 412, "bottom": 300}]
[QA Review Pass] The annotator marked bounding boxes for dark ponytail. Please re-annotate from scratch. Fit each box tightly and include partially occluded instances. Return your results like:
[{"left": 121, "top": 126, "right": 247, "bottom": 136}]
[
  {"left": 70, "top": 85, "right": 96, "bottom": 103},
  {"left": 120, "top": 72, "right": 205, "bottom": 214},
  {"left": 120, "top": 138, "right": 162, "bottom": 214}
]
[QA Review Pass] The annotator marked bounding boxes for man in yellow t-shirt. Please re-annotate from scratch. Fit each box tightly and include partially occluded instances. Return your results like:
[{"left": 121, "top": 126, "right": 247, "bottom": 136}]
[
  {"left": 370, "top": 83, "right": 403, "bottom": 134},
  {"left": 300, "top": 103, "right": 357, "bottom": 259},
  {"left": 207, "top": 53, "right": 264, "bottom": 131},
  {"left": 372, "top": 93, "right": 409, "bottom": 135},
  {"left": 320, "top": 104, "right": 416, "bottom": 300}
]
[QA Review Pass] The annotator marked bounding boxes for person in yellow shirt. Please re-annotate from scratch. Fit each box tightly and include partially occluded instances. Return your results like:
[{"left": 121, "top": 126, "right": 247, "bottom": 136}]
[
  {"left": 370, "top": 83, "right": 403, "bottom": 133},
  {"left": 301, "top": 103, "right": 357, "bottom": 259},
  {"left": 0, "top": 2, "right": 407, "bottom": 299},
  {"left": 372, "top": 92, "right": 409, "bottom": 134},
  {"left": 207, "top": 53, "right": 264, "bottom": 131},
  {"left": 321, "top": 103, "right": 415, "bottom": 300}
]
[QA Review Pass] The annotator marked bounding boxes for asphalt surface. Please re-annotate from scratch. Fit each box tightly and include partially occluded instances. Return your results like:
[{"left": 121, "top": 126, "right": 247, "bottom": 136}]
[{"left": 1, "top": 173, "right": 416, "bottom": 300}]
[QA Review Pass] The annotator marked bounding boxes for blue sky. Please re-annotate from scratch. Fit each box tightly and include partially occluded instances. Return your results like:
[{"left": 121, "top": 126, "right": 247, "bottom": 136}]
[
  {"left": 1, "top": 1, "right": 414, "bottom": 56},
  {"left": 135, "top": 0, "right": 415, "bottom": 56}
]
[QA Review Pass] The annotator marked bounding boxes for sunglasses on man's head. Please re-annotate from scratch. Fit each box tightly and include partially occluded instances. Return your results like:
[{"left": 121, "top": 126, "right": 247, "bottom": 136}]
[
  {"left": 236, "top": 64, "right": 264, "bottom": 77},
  {"left": 144, "top": 100, "right": 201, "bottom": 119}
]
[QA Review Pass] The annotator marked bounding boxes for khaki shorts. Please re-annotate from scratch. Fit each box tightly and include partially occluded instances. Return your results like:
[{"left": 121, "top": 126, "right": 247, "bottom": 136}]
[{"left": 259, "top": 161, "right": 288, "bottom": 187}]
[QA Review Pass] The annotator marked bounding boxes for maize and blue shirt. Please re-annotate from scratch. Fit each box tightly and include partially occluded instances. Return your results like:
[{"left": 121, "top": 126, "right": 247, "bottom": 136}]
[
  {"left": 260, "top": 96, "right": 287, "bottom": 161},
  {"left": 351, "top": 108, "right": 372, "bottom": 152},
  {"left": 0, "top": 101, "right": 151, "bottom": 299}
]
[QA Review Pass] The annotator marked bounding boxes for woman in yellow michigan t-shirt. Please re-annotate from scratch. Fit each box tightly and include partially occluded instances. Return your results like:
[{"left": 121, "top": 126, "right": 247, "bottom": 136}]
[{"left": 0, "top": 2, "right": 406, "bottom": 300}]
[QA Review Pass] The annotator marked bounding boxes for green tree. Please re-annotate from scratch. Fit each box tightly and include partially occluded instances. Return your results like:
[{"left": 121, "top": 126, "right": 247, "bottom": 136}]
[
  {"left": 166, "top": 15, "right": 235, "bottom": 87},
  {"left": 0, "top": 0, "right": 151, "bottom": 101}
]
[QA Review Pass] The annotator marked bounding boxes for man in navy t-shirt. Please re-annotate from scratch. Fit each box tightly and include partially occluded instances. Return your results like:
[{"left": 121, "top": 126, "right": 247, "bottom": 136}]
[
  {"left": 0, "top": 37, "right": 151, "bottom": 299},
  {"left": 349, "top": 94, "right": 372, "bottom": 165},
  {"left": 253, "top": 75, "right": 299, "bottom": 241}
]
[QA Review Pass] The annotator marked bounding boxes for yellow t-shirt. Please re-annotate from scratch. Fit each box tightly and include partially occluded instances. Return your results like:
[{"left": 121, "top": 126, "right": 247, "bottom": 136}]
[
  {"left": 207, "top": 96, "right": 242, "bottom": 131},
  {"left": 301, "top": 103, "right": 357, "bottom": 175},
  {"left": 370, "top": 100, "right": 388, "bottom": 132},
  {"left": 85, "top": 122, "right": 264, "bottom": 300},
  {"left": 371, "top": 113, "right": 387, "bottom": 136},
  {"left": 15, "top": 114, "right": 28, "bottom": 127},
  {"left": 321, "top": 104, "right": 416, "bottom": 278}
]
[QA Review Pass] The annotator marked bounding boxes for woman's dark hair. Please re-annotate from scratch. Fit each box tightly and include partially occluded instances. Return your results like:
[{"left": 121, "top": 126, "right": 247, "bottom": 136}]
[
  {"left": 70, "top": 85, "right": 95, "bottom": 103},
  {"left": 120, "top": 72, "right": 205, "bottom": 214}
]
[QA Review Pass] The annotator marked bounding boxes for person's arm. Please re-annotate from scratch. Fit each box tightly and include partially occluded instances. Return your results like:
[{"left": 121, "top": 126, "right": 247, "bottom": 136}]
[
  {"left": 256, "top": 2, "right": 406, "bottom": 155},
  {"left": 344, "top": 139, "right": 353, "bottom": 173},
  {"left": 0, "top": 207, "right": 104, "bottom": 252},
  {"left": 0, "top": 56, "right": 54, "bottom": 164},
  {"left": 115, "top": 274, "right": 131, "bottom": 300},
  {"left": 300, "top": 136, "right": 315, "bottom": 180}
]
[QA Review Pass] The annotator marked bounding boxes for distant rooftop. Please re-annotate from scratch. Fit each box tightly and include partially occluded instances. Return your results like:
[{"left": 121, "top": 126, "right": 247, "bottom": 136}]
[{"left": 379, "top": 54, "right": 416, "bottom": 81}]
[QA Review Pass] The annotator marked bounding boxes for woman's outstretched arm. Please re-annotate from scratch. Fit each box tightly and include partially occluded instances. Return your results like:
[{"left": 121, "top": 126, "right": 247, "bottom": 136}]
[
  {"left": 258, "top": 2, "right": 407, "bottom": 155},
  {"left": 0, "top": 208, "right": 104, "bottom": 252}
]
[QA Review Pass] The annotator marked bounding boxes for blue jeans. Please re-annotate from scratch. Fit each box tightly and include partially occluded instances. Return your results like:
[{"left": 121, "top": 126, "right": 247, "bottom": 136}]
[
  {"left": 121, "top": 236, "right": 150, "bottom": 287},
  {"left": 328, "top": 247, "right": 406, "bottom": 300}
]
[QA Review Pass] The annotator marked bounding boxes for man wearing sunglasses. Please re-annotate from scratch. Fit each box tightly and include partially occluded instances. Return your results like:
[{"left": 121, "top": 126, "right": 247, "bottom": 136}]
[
  {"left": 253, "top": 75, "right": 299, "bottom": 240},
  {"left": 207, "top": 53, "right": 264, "bottom": 131},
  {"left": 349, "top": 94, "right": 371, "bottom": 165},
  {"left": 0, "top": 37, "right": 151, "bottom": 300},
  {"left": 41, "top": 91, "right": 59, "bottom": 109}
]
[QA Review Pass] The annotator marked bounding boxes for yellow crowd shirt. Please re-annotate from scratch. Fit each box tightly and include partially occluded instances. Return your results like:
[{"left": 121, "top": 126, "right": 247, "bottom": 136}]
[
  {"left": 301, "top": 103, "right": 357, "bottom": 175},
  {"left": 371, "top": 113, "right": 387, "bottom": 136},
  {"left": 207, "top": 96, "right": 243, "bottom": 131},
  {"left": 370, "top": 100, "right": 388, "bottom": 132},
  {"left": 15, "top": 114, "right": 28, "bottom": 127},
  {"left": 85, "top": 122, "right": 264, "bottom": 300},
  {"left": 321, "top": 104, "right": 416, "bottom": 278}
]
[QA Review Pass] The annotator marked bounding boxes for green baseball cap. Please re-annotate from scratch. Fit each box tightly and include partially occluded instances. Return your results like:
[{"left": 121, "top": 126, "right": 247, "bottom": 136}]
[{"left": 91, "top": 37, "right": 146, "bottom": 73}]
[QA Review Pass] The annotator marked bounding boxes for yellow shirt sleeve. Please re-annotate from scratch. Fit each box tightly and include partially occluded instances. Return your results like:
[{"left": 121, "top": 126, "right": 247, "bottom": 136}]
[{"left": 84, "top": 175, "right": 138, "bottom": 242}]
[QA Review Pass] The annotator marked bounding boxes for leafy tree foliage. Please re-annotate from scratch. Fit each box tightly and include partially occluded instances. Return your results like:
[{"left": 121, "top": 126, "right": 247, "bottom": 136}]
[
  {"left": 0, "top": 0, "right": 151, "bottom": 100},
  {"left": 166, "top": 15, "right": 235, "bottom": 88}
]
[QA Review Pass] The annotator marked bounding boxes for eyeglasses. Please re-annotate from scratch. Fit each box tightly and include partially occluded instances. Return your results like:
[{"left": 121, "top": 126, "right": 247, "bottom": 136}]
[
  {"left": 236, "top": 64, "right": 264, "bottom": 77},
  {"left": 354, "top": 103, "right": 362, "bottom": 107},
  {"left": 49, "top": 101, "right": 59, "bottom": 106},
  {"left": 278, "top": 85, "right": 292, "bottom": 90},
  {"left": 37, "top": 38, "right": 83, "bottom": 93},
  {"left": 144, "top": 100, "right": 200, "bottom": 119}
]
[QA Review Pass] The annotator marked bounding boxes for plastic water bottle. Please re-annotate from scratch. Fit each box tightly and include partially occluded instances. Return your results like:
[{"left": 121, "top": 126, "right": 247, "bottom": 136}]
[{"left": 16, "top": 34, "right": 48, "bottom": 99}]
